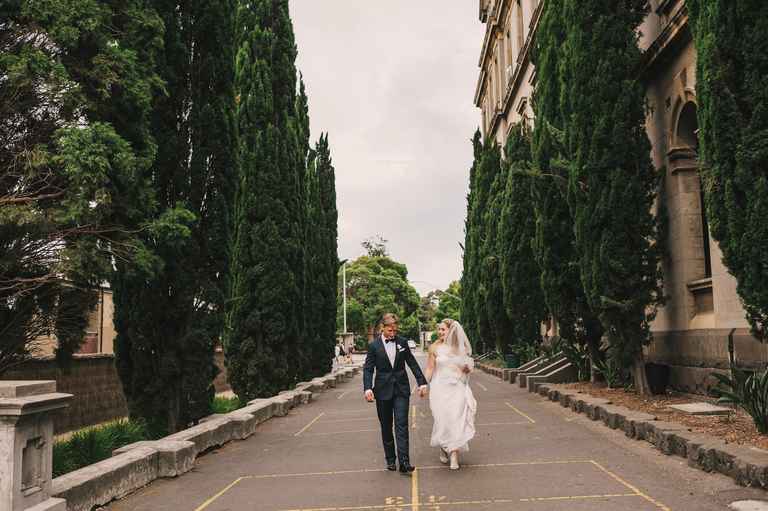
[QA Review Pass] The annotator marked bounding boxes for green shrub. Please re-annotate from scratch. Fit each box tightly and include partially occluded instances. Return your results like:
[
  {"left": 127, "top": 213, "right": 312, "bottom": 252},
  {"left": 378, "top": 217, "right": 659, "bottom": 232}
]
[
  {"left": 211, "top": 396, "right": 242, "bottom": 414},
  {"left": 713, "top": 368, "right": 768, "bottom": 433},
  {"left": 593, "top": 357, "right": 624, "bottom": 388},
  {"left": 52, "top": 419, "right": 150, "bottom": 478}
]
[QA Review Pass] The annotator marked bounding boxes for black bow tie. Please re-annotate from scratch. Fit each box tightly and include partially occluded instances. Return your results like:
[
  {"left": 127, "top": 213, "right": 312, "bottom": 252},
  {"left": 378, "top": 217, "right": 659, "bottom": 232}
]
[{"left": 385, "top": 337, "right": 395, "bottom": 344}]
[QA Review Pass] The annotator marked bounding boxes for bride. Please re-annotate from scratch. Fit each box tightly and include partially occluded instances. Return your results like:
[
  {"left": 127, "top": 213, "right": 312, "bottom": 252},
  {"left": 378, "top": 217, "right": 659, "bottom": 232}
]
[{"left": 425, "top": 319, "right": 477, "bottom": 470}]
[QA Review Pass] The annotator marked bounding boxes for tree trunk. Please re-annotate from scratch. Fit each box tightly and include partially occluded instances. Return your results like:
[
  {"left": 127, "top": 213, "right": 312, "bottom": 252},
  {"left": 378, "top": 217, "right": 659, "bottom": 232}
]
[{"left": 633, "top": 352, "right": 650, "bottom": 395}]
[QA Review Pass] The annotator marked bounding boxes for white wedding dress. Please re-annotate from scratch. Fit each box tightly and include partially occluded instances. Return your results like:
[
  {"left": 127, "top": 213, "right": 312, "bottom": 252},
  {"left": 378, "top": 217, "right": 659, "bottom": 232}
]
[{"left": 429, "top": 343, "right": 477, "bottom": 453}]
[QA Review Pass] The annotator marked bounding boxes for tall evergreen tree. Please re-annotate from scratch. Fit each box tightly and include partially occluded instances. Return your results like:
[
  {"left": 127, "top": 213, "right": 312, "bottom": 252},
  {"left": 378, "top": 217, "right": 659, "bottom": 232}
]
[
  {"left": 112, "top": 0, "right": 237, "bottom": 433},
  {"left": 498, "top": 127, "right": 547, "bottom": 347},
  {"left": 461, "top": 130, "right": 483, "bottom": 346},
  {"left": 226, "top": 0, "right": 307, "bottom": 401},
  {"left": 688, "top": 0, "right": 768, "bottom": 339},
  {"left": 530, "top": 0, "right": 604, "bottom": 368},
  {"left": 561, "top": 0, "right": 663, "bottom": 391},
  {"left": 480, "top": 143, "right": 512, "bottom": 353},
  {"left": 316, "top": 133, "right": 339, "bottom": 374}
]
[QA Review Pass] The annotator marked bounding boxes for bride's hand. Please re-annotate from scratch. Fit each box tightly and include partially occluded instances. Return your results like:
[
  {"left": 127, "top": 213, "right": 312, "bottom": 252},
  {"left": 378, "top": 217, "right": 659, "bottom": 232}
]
[{"left": 462, "top": 365, "right": 471, "bottom": 374}]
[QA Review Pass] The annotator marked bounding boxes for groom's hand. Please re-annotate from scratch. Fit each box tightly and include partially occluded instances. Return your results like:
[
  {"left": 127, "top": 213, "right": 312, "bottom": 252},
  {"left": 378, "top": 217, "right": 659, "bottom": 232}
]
[
  {"left": 418, "top": 385, "right": 428, "bottom": 398},
  {"left": 364, "top": 389, "right": 374, "bottom": 402}
]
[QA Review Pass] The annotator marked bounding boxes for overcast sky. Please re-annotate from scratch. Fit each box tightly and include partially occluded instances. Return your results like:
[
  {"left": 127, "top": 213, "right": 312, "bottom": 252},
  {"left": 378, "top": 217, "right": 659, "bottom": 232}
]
[{"left": 291, "top": 1, "right": 484, "bottom": 295}]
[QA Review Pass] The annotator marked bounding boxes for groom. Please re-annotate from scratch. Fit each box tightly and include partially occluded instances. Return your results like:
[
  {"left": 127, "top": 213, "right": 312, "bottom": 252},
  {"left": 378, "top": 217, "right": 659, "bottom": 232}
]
[{"left": 363, "top": 313, "right": 427, "bottom": 474}]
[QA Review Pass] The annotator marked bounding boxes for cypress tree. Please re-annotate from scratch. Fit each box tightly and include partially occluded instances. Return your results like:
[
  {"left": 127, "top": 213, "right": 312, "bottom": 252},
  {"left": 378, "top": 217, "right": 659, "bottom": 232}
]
[
  {"left": 461, "top": 130, "right": 483, "bottom": 346},
  {"left": 480, "top": 143, "right": 512, "bottom": 353},
  {"left": 112, "top": 0, "right": 237, "bottom": 433},
  {"left": 561, "top": 0, "right": 663, "bottom": 391},
  {"left": 498, "top": 127, "right": 547, "bottom": 347},
  {"left": 316, "top": 133, "right": 339, "bottom": 374},
  {"left": 226, "top": 0, "right": 306, "bottom": 400},
  {"left": 688, "top": 1, "right": 768, "bottom": 338},
  {"left": 530, "top": 0, "right": 604, "bottom": 368}
]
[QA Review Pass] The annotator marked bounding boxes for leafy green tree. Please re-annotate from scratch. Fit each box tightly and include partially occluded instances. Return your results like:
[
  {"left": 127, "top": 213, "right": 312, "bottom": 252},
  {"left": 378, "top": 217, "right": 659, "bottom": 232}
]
[
  {"left": 498, "top": 127, "right": 547, "bottom": 348},
  {"left": 688, "top": 0, "right": 768, "bottom": 339},
  {"left": 362, "top": 235, "right": 389, "bottom": 258},
  {"left": 0, "top": 1, "right": 163, "bottom": 374},
  {"left": 225, "top": 0, "right": 308, "bottom": 401},
  {"left": 530, "top": 0, "right": 604, "bottom": 371},
  {"left": 337, "top": 253, "right": 420, "bottom": 339},
  {"left": 561, "top": 0, "right": 663, "bottom": 391},
  {"left": 435, "top": 281, "right": 462, "bottom": 323}
]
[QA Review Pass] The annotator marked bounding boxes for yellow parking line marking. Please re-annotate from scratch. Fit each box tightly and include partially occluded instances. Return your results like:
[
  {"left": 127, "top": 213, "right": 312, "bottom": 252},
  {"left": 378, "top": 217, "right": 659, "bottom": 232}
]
[
  {"left": 505, "top": 402, "right": 536, "bottom": 423},
  {"left": 274, "top": 494, "right": 643, "bottom": 511},
  {"left": 337, "top": 391, "right": 350, "bottom": 400},
  {"left": 193, "top": 477, "right": 246, "bottom": 511},
  {"left": 475, "top": 382, "right": 488, "bottom": 391},
  {"left": 412, "top": 405, "right": 417, "bottom": 430},
  {"left": 411, "top": 468, "right": 420, "bottom": 511},
  {"left": 519, "top": 493, "right": 640, "bottom": 502},
  {"left": 476, "top": 421, "right": 531, "bottom": 426},
  {"left": 321, "top": 417, "right": 377, "bottom": 424},
  {"left": 294, "top": 412, "right": 325, "bottom": 437},
  {"left": 304, "top": 428, "right": 379, "bottom": 436},
  {"left": 590, "top": 460, "right": 671, "bottom": 510}
]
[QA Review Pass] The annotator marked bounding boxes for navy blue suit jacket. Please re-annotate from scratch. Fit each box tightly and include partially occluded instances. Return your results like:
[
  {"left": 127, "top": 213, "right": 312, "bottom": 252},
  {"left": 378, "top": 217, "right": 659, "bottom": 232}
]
[{"left": 363, "top": 335, "right": 427, "bottom": 401}]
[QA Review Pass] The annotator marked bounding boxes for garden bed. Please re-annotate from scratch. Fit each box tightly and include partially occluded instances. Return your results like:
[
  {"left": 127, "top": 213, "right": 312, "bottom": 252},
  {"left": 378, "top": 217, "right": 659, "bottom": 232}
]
[{"left": 566, "top": 382, "right": 768, "bottom": 451}]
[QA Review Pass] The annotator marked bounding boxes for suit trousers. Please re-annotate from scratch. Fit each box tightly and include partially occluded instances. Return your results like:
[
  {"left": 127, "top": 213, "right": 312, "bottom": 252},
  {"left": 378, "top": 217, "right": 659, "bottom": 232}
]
[{"left": 376, "top": 393, "right": 410, "bottom": 464}]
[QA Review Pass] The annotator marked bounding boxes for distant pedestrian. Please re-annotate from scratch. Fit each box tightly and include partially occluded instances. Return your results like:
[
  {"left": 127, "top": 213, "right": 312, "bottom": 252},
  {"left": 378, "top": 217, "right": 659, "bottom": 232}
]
[
  {"left": 338, "top": 342, "right": 346, "bottom": 365},
  {"left": 334, "top": 343, "right": 341, "bottom": 365}
]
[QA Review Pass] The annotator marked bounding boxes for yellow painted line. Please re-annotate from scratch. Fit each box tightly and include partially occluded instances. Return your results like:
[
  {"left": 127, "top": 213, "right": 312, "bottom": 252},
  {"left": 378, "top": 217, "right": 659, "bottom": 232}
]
[
  {"left": 505, "top": 402, "right": 536, "bottom": 423},
  {"left": 304, "top": 428, "right": 380, "bottom": 436},
  {"left": 193, "top": 477, "right": 246, "bottom": 511},
  {"left": 337, "top": 391, "right": 350, "bottom": 400},
  {"left": 411, "top": 468, "right": 420, "bottom": 511},
  {"left": 519, "top": 493, "right": 639, "bottom": 502},
  {"left": 274, "top": 494, "right": 642, "bottom": 511},
  {"left": 476, "top": 421, "right": 532, "bottom": 426},
  {"left": 475, "top": 382, "right": 488, "bottom": 391},
  {"left": 294, "top": 412, "right": 325, "bottom": 437},
  {"left": 590, "top": 460, "right": 671, "bottom": 511},
  {"left": 411, "top": 405, "right": 417, "bottom": 430},
  {"left": 320, "top": 416, "right": 377, "bottom": 424},
  {"left": 249, "top": 467, "right": 389, "bottom": 480}
]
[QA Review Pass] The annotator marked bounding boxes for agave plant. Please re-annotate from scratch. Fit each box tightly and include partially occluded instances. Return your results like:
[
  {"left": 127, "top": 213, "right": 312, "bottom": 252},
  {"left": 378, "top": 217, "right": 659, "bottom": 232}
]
[{"left": 712, "top": 368, "right": 768, "bottom": 434}]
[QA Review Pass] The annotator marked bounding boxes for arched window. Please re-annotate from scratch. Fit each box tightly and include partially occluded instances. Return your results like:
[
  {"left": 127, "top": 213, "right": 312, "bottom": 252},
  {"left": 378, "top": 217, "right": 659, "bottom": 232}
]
[{"left": 676, "top": 101, "right": 712, "bottom": 279}]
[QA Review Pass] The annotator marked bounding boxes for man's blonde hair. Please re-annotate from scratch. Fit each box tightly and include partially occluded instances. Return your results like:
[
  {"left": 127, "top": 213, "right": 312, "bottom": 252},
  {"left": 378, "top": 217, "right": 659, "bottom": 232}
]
[{"left": 381, "top": 313, "right": 399, "bottom": 326}]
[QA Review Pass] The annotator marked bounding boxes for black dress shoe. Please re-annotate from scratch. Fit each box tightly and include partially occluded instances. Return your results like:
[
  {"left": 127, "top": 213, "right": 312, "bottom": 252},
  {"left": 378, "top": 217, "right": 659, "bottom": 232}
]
[
  {"left": 387, "top": 462, "right": 397, "bottom": 471},
  {"left": 399, "top": 462, "right": 415, "bottom": 474}
]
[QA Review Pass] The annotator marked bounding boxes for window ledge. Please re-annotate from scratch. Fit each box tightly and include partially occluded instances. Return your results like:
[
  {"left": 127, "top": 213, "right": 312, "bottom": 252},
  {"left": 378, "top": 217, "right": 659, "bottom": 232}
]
[{"left": 687, "top": 277, "right": 713, "bottom": 293}]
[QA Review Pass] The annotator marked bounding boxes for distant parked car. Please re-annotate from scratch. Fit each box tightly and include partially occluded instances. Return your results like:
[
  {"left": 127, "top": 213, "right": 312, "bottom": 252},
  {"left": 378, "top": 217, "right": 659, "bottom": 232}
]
[{"left": 407, "top": 339, "right": 417, "bottom": 349}]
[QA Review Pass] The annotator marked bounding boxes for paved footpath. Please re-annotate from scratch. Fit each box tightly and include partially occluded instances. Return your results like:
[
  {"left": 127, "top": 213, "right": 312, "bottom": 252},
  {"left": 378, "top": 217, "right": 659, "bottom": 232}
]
[{"left": 109, "top": 353, "right": 767, "bottom": 510}]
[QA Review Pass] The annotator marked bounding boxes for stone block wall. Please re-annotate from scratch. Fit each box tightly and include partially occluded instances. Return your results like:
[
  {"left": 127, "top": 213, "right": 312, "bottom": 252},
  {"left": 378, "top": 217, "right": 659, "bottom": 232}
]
[{"left": 3, "top": 353, "right": 232, "bottom": 433}]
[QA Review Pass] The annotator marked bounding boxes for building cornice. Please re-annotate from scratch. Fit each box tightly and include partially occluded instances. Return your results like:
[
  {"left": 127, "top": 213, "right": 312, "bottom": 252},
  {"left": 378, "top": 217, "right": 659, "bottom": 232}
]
[{"left": 640, "top": 3, "right": 691, "bottom": 79}]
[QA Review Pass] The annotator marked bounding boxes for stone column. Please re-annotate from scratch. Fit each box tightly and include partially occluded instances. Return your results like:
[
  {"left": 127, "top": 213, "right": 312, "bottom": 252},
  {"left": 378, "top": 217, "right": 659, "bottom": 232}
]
[{"left": 0, "top": 381, "right": 72, "bottom": 511}]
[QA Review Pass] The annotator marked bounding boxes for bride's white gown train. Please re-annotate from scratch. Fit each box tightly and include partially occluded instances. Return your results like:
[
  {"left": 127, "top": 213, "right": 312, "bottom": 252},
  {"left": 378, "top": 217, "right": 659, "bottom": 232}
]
[{"left": 429, "top": 344, "right": 477, "bottom": 453}]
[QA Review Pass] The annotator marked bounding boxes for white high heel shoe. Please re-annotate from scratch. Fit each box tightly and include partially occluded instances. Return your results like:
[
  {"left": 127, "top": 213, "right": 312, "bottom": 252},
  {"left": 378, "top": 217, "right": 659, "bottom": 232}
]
[{"left": 449, "top": 451, "right": 459, "bottom": 470}]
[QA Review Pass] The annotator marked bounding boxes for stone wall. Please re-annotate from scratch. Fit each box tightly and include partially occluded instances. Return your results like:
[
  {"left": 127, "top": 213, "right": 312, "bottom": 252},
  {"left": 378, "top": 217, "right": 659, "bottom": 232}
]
[{"left": 3, "top": 352, "right": 232, "bottom": 434}]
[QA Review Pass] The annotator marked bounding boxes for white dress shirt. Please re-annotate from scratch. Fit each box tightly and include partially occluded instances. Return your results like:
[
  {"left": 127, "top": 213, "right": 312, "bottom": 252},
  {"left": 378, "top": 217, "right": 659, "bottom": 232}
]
[{"left": 383, "top": 334, "right": 397, "bottom": 366}]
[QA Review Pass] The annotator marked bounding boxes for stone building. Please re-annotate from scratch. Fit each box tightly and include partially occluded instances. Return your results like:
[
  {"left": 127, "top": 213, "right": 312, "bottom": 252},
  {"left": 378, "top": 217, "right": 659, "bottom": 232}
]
[{"left": 475, "top": 0, "right": 767, "bottom": 392}]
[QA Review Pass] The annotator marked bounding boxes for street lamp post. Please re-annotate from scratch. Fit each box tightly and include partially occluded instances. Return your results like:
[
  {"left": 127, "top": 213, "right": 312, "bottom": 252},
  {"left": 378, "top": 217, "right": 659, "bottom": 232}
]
[{"left": 342, "top": 261, "right": 348, "bottom": 334}]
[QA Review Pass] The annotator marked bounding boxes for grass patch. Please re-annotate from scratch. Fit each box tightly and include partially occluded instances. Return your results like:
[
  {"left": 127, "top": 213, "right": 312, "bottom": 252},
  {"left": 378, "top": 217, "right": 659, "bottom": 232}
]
[
  {"left": 211, "top": 395, "right": 242, "bottom": 414},
  {"left": 53, "top": 419, "right": 150, "bottom": 477}
]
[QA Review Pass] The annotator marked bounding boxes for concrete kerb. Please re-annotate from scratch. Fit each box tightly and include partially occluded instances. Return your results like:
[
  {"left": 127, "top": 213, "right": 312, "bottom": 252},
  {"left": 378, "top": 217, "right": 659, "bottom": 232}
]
[
  {"left": 52, "top": 446, "right": 159, "bottom": 511},
  {"left": 535, "top": 384, "right": 768, "bottom": 489},
  {"left": 51, "top": 365, "right": 352, "bottom": 510}
]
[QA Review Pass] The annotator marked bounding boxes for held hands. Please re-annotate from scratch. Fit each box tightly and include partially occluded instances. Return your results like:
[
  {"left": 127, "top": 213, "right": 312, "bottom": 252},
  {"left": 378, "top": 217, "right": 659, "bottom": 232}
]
[
  {"left": 417, "top": 385, "right": 428, "bottom": 398},
  {"left": 462, "top": 365, "right": 471, "bottom": 374},
  {"left": 364, "top": 389, "right": 374, "bottom": 402}
]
